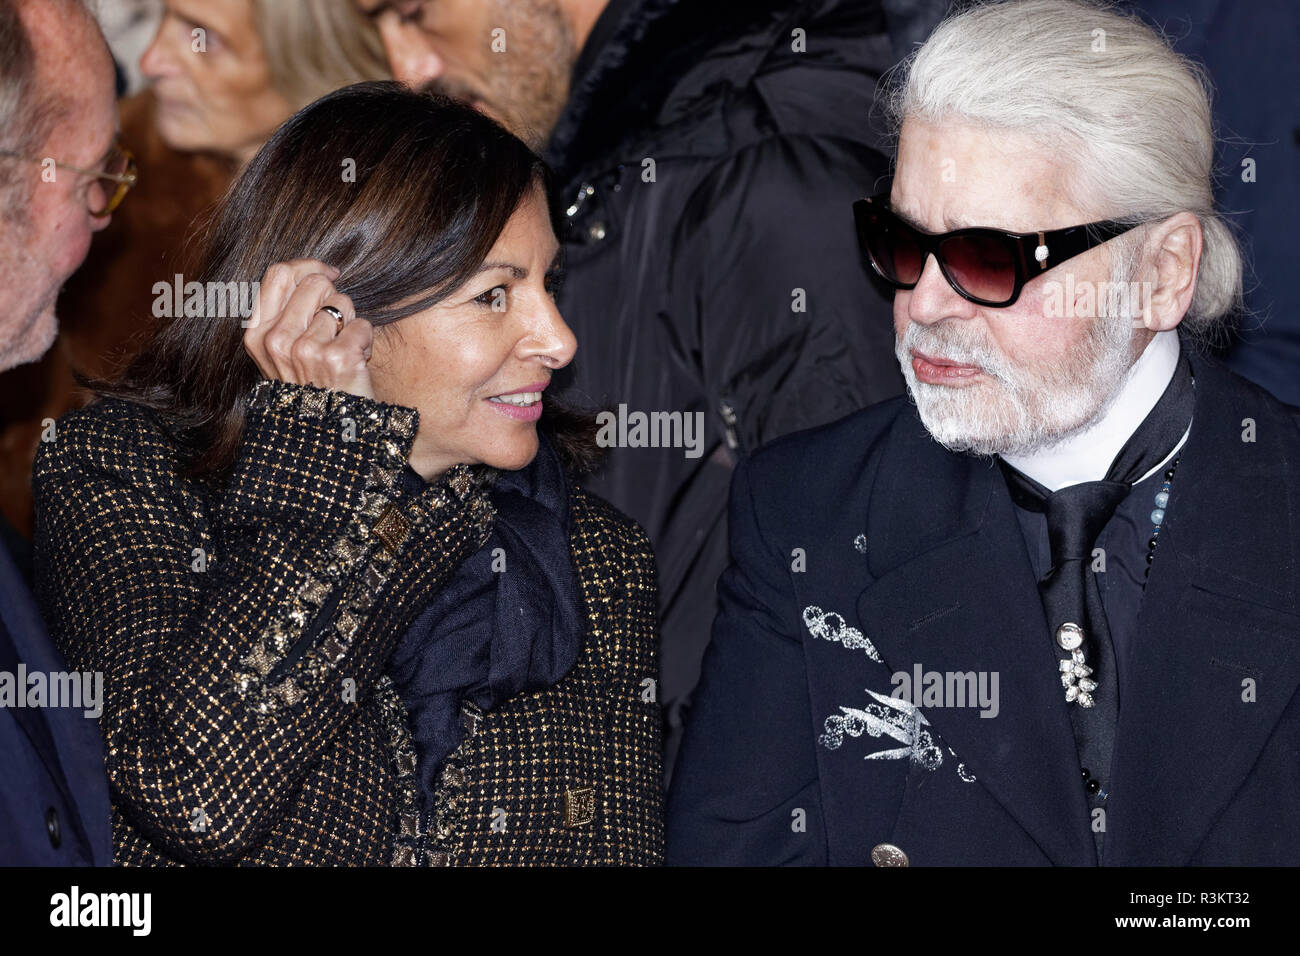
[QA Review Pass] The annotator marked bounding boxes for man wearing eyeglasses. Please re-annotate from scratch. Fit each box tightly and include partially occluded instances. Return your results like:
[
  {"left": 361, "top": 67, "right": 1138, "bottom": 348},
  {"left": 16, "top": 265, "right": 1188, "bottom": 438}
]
[
  {"left": 668, "top": 0, "right": 1300, "bottom": 866},
  {"left": 0, "top": 0, "right": 121, "bottom": 866}
]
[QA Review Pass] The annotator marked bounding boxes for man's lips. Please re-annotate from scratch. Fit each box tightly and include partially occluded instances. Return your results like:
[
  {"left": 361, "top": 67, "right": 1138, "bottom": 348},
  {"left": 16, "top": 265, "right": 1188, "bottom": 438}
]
[{"left": 910, "top": 349, "right": 983, "bottom": 385}]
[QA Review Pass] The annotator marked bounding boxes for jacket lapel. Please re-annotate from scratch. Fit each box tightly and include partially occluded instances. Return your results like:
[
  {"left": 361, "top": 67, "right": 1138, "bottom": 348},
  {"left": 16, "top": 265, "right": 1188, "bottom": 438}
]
[
  {"left": 854, "top": 410, "right": 1097, "bottom": 865},
  {"left": 1106, "top": 353, "right": 1300, "bottom": 864}
]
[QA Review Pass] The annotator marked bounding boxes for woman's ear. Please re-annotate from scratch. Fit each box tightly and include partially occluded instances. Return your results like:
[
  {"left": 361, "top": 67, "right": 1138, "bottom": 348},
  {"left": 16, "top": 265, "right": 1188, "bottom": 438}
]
[{"left": 1140, "top": 211, "right": 1202, "bottom": 332}]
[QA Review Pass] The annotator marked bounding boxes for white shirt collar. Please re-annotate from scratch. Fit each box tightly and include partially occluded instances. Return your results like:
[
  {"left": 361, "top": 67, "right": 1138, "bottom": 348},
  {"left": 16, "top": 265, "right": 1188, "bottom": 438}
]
[{"left": 1000, "top": 330, "right": 1183, "bottom": 492}]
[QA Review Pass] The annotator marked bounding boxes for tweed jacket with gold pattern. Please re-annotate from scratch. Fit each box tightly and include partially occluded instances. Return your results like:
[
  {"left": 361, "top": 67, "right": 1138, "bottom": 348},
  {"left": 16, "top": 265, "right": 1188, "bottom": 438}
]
[{"left": 32, "top": 380, "right": 663, "bottom": 865}]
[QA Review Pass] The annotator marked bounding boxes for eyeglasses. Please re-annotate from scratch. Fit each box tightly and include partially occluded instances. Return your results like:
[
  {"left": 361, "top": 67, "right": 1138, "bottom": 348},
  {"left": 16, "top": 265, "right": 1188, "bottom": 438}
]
[
  {"left": 0, "top": 138, "right": 138, "bottom": 216},
  {"left": 853, "top": 192, "right": 1138, "bottom": 308}
]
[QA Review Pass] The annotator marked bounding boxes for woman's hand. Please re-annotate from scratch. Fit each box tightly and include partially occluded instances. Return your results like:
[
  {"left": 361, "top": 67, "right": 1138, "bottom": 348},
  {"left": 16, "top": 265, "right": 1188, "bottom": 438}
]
[{"left": 243, "top": 259, "right": 375, "bottom": 400}]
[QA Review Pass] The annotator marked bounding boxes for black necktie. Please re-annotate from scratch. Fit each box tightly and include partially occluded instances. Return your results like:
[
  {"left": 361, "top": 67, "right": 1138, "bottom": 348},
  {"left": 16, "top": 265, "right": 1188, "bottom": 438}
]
[{"left": 999, "top": 354, "right": 1194, "bottom": 859}]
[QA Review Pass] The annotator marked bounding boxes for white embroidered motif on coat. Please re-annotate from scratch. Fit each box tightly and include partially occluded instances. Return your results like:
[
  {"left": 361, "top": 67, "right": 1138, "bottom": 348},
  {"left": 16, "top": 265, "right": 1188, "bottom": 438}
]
[
  {"left": 804, "top": 604, "right": 976, "bottom": 784},
  {"left": 803, "top": 605, "right": 880, "bottom": 662},
  {"left": 819, "top": 689, "right": 976, "bottom": 782}
]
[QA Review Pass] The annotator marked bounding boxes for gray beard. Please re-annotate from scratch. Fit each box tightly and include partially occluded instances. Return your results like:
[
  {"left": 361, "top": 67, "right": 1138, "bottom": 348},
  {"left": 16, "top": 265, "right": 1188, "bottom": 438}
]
[
  {"left": 896, "top": 276, "right": 1139, "bottom": 458},
  {"left": 0, "top": 223, "right": 61, "bottom": 372}
]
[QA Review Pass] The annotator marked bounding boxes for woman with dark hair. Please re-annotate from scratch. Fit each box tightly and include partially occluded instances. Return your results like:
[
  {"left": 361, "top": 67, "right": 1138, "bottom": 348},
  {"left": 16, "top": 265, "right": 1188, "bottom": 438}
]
[{"left": 31, "top": 82, "right": 663, "bottom": 866}]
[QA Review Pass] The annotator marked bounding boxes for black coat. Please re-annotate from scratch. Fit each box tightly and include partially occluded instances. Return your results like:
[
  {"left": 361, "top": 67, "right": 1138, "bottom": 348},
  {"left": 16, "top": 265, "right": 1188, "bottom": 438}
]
[
  {"left": 667, "top": 347, "right": 1300, "bottom": 865},
  {"left": 545, "top": 0, "right": 907, "bottom": 768},
  {"left": 0, "top": 541, "right": 111, "bottom": 865}
]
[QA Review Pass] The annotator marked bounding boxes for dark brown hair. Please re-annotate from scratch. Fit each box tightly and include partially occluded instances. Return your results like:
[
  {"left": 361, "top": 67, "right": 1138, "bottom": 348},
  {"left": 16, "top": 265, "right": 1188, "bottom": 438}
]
[{"left": 97, "top": 81, "right": 600, "bottom": 478}]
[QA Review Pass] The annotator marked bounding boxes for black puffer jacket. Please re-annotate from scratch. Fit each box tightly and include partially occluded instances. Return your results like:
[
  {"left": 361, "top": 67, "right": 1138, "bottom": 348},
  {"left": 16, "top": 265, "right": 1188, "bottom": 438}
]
[{"left": 545, "top": 0, "right": 910, "bottom": 776}]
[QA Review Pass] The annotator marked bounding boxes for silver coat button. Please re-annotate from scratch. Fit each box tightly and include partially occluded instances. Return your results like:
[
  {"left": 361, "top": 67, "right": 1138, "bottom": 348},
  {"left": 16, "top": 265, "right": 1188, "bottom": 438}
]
[{"left": 871, "top": 843, "right": 908, "bottom": 867}]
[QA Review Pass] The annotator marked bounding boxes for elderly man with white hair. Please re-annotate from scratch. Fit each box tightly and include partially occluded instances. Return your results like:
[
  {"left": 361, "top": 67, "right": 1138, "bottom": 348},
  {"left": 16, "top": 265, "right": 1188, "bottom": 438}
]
[{"left": 667, "top": 0, "right": 1300, "bottom": 866}]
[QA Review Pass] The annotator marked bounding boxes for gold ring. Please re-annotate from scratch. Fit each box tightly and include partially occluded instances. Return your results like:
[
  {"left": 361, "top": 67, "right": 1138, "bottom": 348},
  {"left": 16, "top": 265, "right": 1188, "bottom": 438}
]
[{"left": 320, "top": 305, "right": 345, "bottom": 336}]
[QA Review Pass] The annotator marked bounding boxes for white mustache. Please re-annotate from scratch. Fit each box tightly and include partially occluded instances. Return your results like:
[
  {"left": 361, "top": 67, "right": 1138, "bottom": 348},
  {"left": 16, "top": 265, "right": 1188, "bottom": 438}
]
[{"left": 900, "top": 322, "right": 1013, "bottom": 384}]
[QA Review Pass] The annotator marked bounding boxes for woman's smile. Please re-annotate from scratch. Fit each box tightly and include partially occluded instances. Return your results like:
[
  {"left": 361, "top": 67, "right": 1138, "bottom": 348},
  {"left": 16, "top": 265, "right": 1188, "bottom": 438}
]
[{"left": 486, "top": 380, "right": 548, "bottom": 421}]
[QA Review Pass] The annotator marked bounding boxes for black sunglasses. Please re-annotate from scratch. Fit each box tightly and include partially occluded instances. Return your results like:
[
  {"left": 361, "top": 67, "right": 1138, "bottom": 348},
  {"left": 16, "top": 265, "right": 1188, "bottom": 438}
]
[{"left": 853, "top": 193, "right": 1138, "bottom": 308}]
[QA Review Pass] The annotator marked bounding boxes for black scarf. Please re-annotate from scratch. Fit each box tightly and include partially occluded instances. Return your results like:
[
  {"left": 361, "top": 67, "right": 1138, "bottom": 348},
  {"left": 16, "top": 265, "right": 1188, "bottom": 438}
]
[{"left": 385, "top": 432, "right": 583, "bottom": 811}]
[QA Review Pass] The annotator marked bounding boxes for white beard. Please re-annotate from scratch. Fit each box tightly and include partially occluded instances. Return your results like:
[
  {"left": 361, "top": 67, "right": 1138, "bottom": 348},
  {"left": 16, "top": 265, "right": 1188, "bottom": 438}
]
[
  {"left": 0, "top": 222, "right": 61, "bottom": 372},
  {"left": 896, "top": 275, "right": 1137, "bottom": 458}
]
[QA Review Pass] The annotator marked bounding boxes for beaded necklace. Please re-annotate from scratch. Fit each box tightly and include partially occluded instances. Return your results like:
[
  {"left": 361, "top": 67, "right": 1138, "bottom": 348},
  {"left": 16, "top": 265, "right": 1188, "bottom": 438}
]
[
  {"left": 1082, "top": 454, "right": 1181, "bottom": 799},
  {"left": 1143, "top": 456, "right": 1179, "bottom": 586}
]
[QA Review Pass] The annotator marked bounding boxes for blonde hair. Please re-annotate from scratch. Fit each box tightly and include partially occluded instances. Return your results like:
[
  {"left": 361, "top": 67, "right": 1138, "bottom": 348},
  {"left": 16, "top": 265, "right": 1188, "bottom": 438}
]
[
  {"left": 885, "top": 0, "right": 1243, "bottom": 338},
  {"left": 253, "top": 0, "right": 389, "bottom": 110}
]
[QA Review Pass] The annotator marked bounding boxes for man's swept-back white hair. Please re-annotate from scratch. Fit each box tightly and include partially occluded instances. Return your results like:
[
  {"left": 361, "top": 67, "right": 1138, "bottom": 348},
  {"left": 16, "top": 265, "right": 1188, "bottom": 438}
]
[{"left": 884, "top": 0, "right": 1243, "bottom": 339}]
